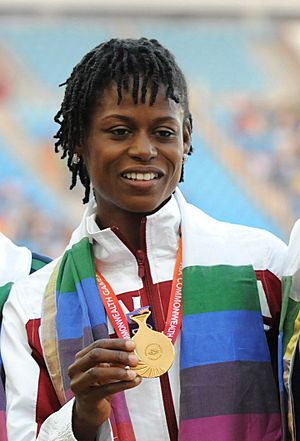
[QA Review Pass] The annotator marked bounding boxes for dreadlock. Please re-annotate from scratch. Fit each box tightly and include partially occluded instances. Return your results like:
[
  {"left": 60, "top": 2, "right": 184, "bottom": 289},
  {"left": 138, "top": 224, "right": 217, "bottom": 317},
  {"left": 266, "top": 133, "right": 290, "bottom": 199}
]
[{"left": 54, "top": 37, "right": 193, "bottom": 203}]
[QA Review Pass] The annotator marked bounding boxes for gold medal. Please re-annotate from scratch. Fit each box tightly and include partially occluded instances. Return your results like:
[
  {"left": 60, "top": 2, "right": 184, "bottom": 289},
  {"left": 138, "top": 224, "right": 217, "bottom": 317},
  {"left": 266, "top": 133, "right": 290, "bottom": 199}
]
[{"left": 130, "top": 309, "right": 175, "bottom": 378}]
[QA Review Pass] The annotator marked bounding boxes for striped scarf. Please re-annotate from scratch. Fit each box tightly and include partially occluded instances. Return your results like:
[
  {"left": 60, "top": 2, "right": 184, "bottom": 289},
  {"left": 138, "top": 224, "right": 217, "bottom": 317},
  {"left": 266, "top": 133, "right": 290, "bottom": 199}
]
[{"left": 42, "top": 190, "right": 282, "bottom": 441}]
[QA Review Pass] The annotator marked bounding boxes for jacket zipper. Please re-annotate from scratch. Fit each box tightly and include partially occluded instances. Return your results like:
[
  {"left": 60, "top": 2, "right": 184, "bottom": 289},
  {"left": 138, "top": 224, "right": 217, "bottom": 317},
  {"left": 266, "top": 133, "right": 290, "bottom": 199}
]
[
  {"left": 111, "top": 223, "right": 178, "bottom": 441},
  {"left": 138, "top": 219, "right": 178, "bottom": 441}
]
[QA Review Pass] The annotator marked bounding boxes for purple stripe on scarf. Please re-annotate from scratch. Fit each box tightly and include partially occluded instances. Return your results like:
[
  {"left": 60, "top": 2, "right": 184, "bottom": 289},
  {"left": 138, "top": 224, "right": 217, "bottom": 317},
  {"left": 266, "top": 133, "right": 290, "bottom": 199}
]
[
  {"left": 65, "top": 388, "right": 73, "bottom": 402},
  {"left": 111, "top": 392, "right": 136, "bottom": 441},
  {"left": 58, "top": 324, "right": 109, "bottom": 394},
  {"left": 180, "top": 361, "right": 280, "bottom": 420},
  {"left": 111, "top": 392, "right": 133, "bottom": 424},
  {"left": 0, "top": 378, "right": 5, "bottom": 411},
  {"left": 0, "top": 411, "right": 8, "bottom": 441},
  {"left": 179, "top": 413, "right": 281, "bottom": 441}
]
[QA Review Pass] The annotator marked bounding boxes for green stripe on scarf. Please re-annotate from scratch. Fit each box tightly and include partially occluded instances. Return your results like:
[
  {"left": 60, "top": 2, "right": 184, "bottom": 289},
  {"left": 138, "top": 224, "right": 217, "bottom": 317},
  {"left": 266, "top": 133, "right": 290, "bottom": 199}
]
[
  {"left": 182, "top": 264, "right": 260, "bottom": 315},
  {"left": 0, "top": 282, "right": 13, "bottom": 319},
  {"left": 56, "top": 238, "right": 94, "bottom": 294}
]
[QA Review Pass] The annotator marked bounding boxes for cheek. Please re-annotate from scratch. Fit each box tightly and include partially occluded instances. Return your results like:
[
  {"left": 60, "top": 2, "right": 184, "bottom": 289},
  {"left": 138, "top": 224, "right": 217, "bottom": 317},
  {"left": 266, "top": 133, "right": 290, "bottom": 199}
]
[{"left": 171, "top": 152, "right": 184, "bottom": 173}]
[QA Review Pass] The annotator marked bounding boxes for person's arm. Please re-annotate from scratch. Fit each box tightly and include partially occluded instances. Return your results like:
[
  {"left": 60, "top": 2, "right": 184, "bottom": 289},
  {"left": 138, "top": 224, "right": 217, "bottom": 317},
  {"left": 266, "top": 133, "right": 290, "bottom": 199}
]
[
  {"left": 2, "top": 281, "right": 76, "bottom": 440},
  {"left": 2, "top": 281, "right": 141, "bottom": 441},
  {"left": 37, "top": 398, "right": 113, "bottom": 441},
  {"left": 1, "top": 282, "right": 102, "bottom": 440},
  {"left": 68, "top": 339, "right": 141, "bottom": 441}
]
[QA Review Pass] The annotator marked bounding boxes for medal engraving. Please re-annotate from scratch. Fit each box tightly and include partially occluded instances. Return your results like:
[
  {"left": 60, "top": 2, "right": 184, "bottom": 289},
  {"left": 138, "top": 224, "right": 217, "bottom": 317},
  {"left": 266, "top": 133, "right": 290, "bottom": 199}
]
[{"left": 130, "top": 309, "right": 175, "bottom": 378}]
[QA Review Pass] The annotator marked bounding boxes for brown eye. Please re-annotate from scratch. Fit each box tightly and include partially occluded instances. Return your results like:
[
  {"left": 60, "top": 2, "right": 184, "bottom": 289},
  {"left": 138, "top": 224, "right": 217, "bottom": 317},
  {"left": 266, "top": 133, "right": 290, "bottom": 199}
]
[
  {"left": 111, "top": 128, "right": 131, "bottom": 136},
  {"left": 155, "top": 129, "right": 175, "bottom": 138}
]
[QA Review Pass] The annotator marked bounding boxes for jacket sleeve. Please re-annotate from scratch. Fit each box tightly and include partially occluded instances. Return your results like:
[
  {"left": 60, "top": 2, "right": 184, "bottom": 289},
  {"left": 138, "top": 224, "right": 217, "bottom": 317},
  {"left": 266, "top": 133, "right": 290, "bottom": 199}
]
[
  {"left": 38, "top": 399, "right": 112, "bottom": 441},
  {"left": 1, "top": 282, "right": 113, "bottom": 441}
]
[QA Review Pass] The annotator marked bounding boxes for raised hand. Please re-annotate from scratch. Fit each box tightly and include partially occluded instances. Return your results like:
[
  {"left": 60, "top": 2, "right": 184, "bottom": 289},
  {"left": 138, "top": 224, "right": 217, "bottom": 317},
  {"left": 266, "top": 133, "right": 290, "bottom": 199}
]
[{"left": 68, "top": 338, "right": 141, "bottom": 441}]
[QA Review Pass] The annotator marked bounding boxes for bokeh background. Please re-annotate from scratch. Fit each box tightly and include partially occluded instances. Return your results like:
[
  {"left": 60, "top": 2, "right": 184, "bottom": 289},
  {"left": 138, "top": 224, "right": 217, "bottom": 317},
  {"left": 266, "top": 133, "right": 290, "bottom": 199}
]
[{"left": 1, "top": 0, "right": 300, "bottom": 256}]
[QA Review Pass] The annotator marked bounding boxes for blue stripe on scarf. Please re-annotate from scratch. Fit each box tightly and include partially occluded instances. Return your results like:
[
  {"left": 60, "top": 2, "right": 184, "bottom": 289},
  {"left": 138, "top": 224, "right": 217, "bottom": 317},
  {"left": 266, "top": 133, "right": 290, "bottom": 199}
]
[
  {"left": 181, "top": 310, "right": 270, "bottom": 369},
  {"left": 278, "top": 332, "right": 284, "bottom": 393},
  {"left": 56, "top": 277, "right": 106, "bottom": 340},
  {"left": 56, "top": 290, "right": 90, "bottom": 339},
  {"left": 78, "top": 277, "right": 106, "bottom": 327}
]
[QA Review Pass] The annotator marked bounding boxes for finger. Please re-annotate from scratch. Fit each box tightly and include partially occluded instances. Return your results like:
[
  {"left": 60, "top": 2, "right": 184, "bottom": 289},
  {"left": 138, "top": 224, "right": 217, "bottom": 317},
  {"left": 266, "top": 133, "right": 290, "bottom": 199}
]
[
  {"left": 74, "top": 375, "right": 142, "bottom": 401},
  {"left": 71, "top": 366, "right": 138, "bottom": 394},
  {"left": 101, "top": 375, "right": 142, "bottom": 396},
  {"left": 75, "top": 339, "right": 135, "bottom": 359},
  {"left": 68, "top": 348, "right": 138, "bottom": 377}
]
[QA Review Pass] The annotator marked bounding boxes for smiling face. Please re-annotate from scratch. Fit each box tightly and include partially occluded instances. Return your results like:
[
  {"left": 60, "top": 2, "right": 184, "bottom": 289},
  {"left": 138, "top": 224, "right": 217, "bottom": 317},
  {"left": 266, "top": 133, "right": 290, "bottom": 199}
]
[{"left": 78, "top": 83, "right": 191, "bottom": 227}]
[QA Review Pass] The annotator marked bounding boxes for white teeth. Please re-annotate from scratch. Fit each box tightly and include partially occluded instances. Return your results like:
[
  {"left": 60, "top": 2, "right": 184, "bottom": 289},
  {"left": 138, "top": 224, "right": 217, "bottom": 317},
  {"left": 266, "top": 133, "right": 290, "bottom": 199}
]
[{"left": 122, "top": 172, "right": 158, "bottom": 181}]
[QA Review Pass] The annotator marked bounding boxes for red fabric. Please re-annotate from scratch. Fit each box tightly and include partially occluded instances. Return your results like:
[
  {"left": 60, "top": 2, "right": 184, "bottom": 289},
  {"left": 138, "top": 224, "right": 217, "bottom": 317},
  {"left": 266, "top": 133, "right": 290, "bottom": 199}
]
[
  {"left": 26, "top": 319, "right": 61, "bottom": 435},
  {"left": 255, "top": 270, "right": 281, "bottom": 327}
]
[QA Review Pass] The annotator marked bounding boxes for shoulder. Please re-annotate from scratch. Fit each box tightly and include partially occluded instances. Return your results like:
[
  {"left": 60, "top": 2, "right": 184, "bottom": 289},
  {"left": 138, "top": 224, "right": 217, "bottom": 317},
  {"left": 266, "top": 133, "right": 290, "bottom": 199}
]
[
  {"left": 184, "top": 201, "right": 287, "bottom": 276},
  {"left": 185, "top": 199, "right": 286, "bottom": 250},
  {"left": 284, "top": 219, "right": 300, "bottom": 275},
  {"left": 4, "top": 258, "right": 59, "bottom": 319},
  {"left": 0, "top": 232, "right": 32, "bottom": 285},
  {"left": 223, "top": 221, "right": 286, "bottom": 253},
  {"left": 224, "top": 222, "right": 287, "bottom": 277}
]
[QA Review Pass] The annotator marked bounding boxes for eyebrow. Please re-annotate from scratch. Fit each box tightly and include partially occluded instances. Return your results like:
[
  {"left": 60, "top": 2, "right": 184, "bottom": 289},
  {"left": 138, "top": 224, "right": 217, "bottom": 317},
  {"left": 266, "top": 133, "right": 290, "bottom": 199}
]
[{"left": 101, "top": 114, "right": 180, "bottom": 125}]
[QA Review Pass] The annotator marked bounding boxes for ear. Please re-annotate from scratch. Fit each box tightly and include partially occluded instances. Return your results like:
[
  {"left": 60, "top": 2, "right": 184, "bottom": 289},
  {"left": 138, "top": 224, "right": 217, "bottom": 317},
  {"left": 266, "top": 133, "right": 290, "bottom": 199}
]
[{"left": 183, "top": 118, "right": 192, "bottom": 155}]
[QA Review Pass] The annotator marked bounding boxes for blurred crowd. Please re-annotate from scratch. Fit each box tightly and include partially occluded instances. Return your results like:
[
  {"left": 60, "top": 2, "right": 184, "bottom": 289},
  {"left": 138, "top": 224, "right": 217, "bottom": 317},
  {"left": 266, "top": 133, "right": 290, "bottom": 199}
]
[
  {"left": 0, "top": 179, "right": 71, "bottom": 257},
  {"left": 221, "top": 97, "right": 300, "bottom": 217}
]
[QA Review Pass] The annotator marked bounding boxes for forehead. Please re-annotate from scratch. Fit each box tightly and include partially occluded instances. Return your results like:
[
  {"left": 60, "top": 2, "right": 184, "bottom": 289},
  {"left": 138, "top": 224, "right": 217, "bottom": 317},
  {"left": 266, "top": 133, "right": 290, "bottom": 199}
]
[{"left": 92, "top": 83, "right": 184, "bottom": 120}]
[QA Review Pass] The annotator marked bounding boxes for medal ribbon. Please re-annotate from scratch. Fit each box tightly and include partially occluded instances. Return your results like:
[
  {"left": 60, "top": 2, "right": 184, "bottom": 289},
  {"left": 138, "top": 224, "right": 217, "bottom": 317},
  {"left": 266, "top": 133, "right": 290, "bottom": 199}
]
[
  {"left": 96, "top": 238, "right": 182, "bottom": 344},
  {"left": 95, "top": 271, "right": 131, "bottom": 339}
]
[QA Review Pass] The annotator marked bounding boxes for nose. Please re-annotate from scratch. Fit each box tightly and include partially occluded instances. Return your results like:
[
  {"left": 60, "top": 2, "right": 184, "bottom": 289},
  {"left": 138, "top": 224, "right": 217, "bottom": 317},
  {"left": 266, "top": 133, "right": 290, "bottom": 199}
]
[{"left": 127, "top": 133, "right": 157, "bottom": 161}]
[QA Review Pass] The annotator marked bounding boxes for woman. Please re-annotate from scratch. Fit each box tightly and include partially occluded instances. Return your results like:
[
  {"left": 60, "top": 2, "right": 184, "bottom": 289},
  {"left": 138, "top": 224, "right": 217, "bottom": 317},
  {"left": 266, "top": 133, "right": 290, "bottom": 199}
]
[{"left": 2, "top": 38, "right": 286, "bottom": 441}]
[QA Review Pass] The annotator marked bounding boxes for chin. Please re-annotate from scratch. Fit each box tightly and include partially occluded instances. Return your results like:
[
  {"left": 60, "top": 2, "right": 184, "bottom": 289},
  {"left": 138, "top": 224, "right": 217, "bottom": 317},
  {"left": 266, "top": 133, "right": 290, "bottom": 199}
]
[{"left": 126, "top": 197, "right": 171, "bottom": 215}]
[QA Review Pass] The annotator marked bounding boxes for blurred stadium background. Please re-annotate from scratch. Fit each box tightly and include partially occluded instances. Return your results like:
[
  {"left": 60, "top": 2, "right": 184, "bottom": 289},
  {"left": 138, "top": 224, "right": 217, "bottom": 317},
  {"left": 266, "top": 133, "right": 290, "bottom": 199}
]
[{"left": 1, "top": 0, "right": 300, "bottom": 256}]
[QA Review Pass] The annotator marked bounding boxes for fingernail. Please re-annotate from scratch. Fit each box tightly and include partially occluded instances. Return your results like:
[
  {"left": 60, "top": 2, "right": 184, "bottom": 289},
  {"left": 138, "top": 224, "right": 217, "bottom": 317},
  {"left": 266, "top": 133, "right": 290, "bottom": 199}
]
[
  {"left": 128, "top": 354, "right": 138, "bottom": 364},
  {"left": 127, "top": 369, "right": 137, "bottom": 380},
  {"left": 125, "top": 340, "right": 135, "bottom": 350}
]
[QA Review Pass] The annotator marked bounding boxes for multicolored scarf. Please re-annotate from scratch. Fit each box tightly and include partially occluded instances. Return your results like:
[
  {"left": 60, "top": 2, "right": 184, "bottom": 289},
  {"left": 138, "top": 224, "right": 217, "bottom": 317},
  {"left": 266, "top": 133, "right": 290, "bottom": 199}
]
[{"left": 42, "top": 190, "right": 282, "bottom": 441}]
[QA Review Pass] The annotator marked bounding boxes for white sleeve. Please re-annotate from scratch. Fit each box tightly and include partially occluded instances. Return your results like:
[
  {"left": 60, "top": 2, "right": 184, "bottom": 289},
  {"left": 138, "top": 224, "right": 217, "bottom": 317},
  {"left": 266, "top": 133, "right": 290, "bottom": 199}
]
[
  {"left": 263, "top": 230, "right": 287, "bottom": 280},
  {"left": 38, "top": 399, "right": 113, "bottom": 441},
  {"left": 1, "top": 282, "right": 113, "bottom": 441},
  {"left": 285, "top": 219, "right": 300, "bottom": 276},
  {"left": 0, "top": 232, "right": 31, "bottom": 285}
]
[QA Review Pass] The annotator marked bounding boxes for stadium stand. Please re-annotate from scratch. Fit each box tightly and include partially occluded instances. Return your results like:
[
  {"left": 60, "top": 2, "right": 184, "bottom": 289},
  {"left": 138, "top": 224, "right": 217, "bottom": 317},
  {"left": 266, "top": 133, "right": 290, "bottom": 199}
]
[
  {"left": 1, "top": 17, "right": 300, "bottom": 253},
  {"left": 0, "top": 136, "right": 71, "bottom": 255}
]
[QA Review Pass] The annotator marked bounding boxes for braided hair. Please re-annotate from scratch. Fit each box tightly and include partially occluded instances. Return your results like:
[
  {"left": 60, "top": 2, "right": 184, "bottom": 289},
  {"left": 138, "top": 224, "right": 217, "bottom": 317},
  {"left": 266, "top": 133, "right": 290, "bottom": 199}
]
[{"left": 54, "top": 37, "right": 193, "bottom": 203}]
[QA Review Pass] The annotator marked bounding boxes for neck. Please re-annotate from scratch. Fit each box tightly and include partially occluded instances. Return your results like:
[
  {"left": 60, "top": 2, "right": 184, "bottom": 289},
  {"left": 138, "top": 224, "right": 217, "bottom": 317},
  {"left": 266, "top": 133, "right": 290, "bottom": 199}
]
[
  {"left": 95, "top": 197, "right": 172, "bottom": 250},
  {"left": 96, "top": 211, "right": 145, "bottom": 250}
]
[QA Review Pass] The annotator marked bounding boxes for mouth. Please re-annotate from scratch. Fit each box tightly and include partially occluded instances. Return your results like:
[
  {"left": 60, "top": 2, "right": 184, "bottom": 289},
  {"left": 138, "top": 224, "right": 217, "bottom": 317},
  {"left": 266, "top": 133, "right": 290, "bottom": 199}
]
[{"left": 121, "top": 172, "right": 160, "bottom": 181}]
